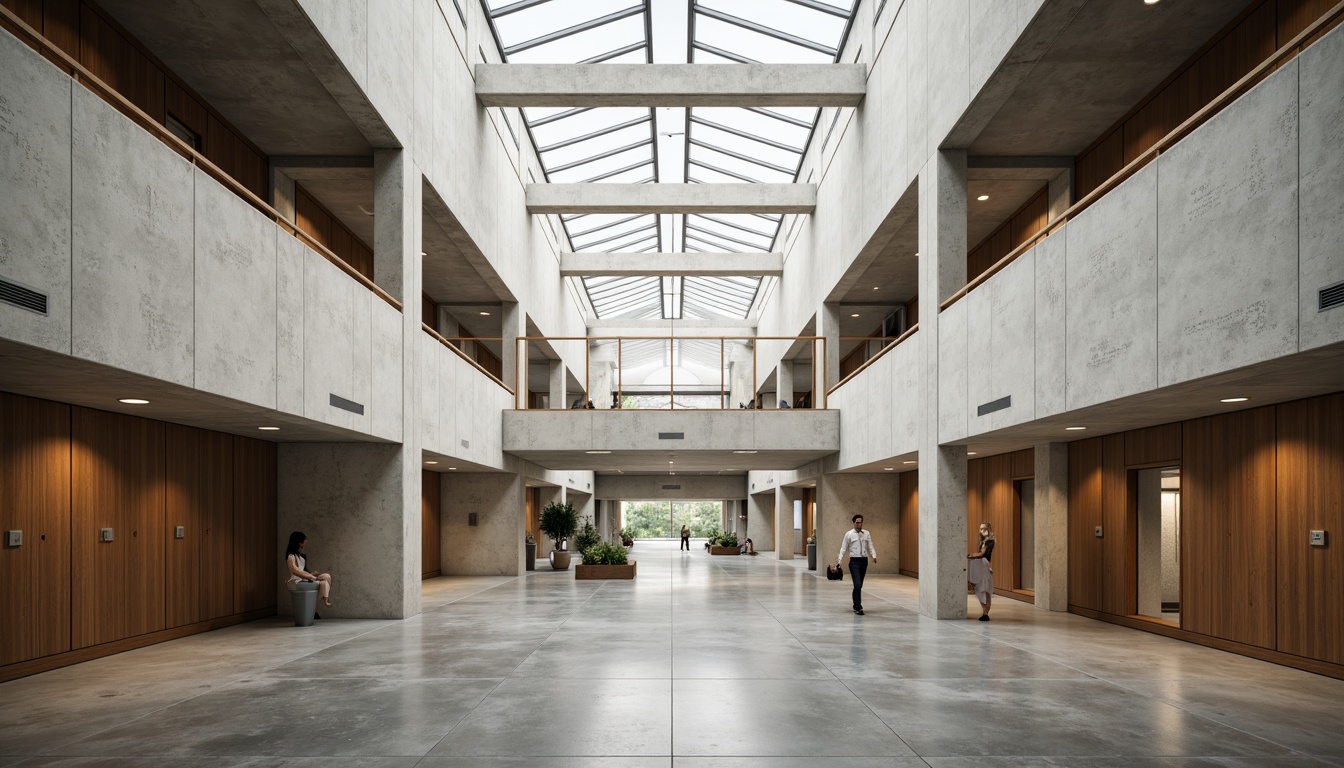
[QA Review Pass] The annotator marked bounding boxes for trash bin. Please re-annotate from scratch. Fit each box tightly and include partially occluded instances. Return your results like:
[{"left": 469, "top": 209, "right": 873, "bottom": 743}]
[
  {"left": 291, "top": 581, "right": 319, "bottom": 627},
  {"left": 525, "top": 540, "right": 537, "bottom": 571},
  {"left": 807, "top": 543, "right": 817, "bottom": 571}
]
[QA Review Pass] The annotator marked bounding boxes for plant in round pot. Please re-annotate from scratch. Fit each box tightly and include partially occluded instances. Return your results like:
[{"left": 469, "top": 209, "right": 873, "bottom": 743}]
[{"left": 539, "top": 500, "right": 579, "bottom": 570}]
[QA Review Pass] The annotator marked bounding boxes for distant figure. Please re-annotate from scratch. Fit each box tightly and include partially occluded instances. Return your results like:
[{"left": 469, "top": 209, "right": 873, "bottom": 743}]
[
  {"left": 571, "top": 396, "right": 584, "bottom": 409},
  {"left": 680, "top": 525, "right": 691, "bottom": 551},
  {"left": 585, "top": 400, "right": 595, "bottom": 409},
  {"left": 740, "top": 537, "right": 755, "bottom": 555},
  {"left": 968, "top": 522, "right": 996, "bottom": 621},
  {"left": 611, "top": 393, "right": 620, "bottom": 409},
  {"left": 837, "top": 514, "right": 876, "bottom": 615},
  {"left": 779, "top": 399, "right": 791, "bottom": 409},
  {"left": 285, "top": 531, "right": 333, "bottom": 610}
]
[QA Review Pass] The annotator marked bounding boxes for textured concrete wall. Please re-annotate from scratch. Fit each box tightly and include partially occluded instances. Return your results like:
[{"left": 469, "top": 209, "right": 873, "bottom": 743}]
[
  {"left": 441, "top": 472, "right": 525, "bottom": 576},
  {"left": 747, "top": 491, "right": 775, "bottom": 551},
  {"left": 503, "top": 410, "right": 839, "bottom": 454},
  {"left": 819, "top": 473, "right": 899, "bottom": 575},
  {"left": 595, "top": 475, "right": 747, "bottom": 501},
  {"left": 1299, "top": 24, "right": 1344, "bottom": 350}
]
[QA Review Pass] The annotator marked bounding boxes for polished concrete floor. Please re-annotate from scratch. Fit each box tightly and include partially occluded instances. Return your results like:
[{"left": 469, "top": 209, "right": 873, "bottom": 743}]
[{"left": 2, "top": 540, "right": 1343, "bottom": 767}]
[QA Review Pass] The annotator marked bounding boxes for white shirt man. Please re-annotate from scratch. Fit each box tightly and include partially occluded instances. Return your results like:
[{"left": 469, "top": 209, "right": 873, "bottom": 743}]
[{"left": 836, "top": 515, "right": 877, "bottom": 615}]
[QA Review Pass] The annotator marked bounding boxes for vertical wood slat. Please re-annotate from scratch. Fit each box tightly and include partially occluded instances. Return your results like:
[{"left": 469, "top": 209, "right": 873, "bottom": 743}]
[
  {"left": 1100, "top": 433, "right": 1130, "bottom": 617},
  {"left": 1068, "top": 437, "right": 1104, "bottom": 611},
  {"left": 41, "top": 0, "right": 79, "bottom": 59},
  {"left": 1182, "top": 408, "right": 1278, "bottom": 649},
  {"left": 71, "top": 407, "right": 166, "bottom": 649},
  {"left": 78, "top": 3, "right": 163, "bottom": 123},
  {"left": 898, "top": 470, "right": 918, "bottom": 576},
  {"left": 1125, "top": 422, "right": 1183, "bottom": 466},
  {"left": 232, "top": 437, "right": 276, "bottom": 615},
  {"left": 1275, "top": 393, "right": 1344, "bottom": 664},
  {"left": 0, "top": 0, "right": 41, "bottom": 27},
  {"left": 422, "top": 470, "right": 442, "bottom": 578},
  {"left": 0, "top": 394, "right": 71, "bottom": 666},
  {"left": 165, "top": 425, "right": 234, "bottom": 627}
]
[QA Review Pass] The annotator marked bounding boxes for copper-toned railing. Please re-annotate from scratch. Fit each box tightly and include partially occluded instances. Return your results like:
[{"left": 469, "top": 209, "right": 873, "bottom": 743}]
[
  {"left": 939, "top": 0, "right": 1344, "bottom": 313},
  {"left": 827, "top": 324, "right": 919, "bottom": 396},
  {"left": 421, "top": 325, "right": 513, "bottom": 394},
  {"left": 0, "top": 5, "right": 402, "bottom": 312}
]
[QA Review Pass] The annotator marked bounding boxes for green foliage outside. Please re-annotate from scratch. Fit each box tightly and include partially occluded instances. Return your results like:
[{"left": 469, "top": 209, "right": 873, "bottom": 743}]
[
  {"left": 538, "top": 501, "right": 578, "bottom": 546},
  {"left": 580, "top": 541, "right": 628, "bottom": 565},
  {"left": 573, "top": 516, "right": 600, "bottom": 553},
  {"left": 621, "top": 500, "right": 723, "bottom": 538}
]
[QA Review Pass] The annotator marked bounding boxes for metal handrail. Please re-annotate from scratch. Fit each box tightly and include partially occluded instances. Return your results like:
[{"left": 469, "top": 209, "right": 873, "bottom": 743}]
[
  {"left": 827, "top": 323, "right": 918, "bottom": 396},
  {"left": 512, "top": 335, "right": 828, "bottom": 411},
  {"left": 0, "top": 5, "right": 403, "bottom": 313},
  {"left": 421, "top": 325, "right": 513, "bottom": 394},
  {"left": 939, "top": 0, "right": 1344, "bottom": 313}
]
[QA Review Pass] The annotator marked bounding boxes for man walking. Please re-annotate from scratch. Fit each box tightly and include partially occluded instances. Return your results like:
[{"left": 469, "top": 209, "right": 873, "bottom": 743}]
[{"left": 837, "top": 514, "right": 877, "bottom": 615}]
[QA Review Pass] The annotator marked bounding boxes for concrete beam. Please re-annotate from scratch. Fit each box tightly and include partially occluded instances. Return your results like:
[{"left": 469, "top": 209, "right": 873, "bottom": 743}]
[
  {"left": 586, "top": 319, "right": 756, "bottom": 338},
  {"left": 561, "top": 252, "right": 783, "bottom": 277},
  {"left": 475, "top": 64, "right": 866, "bottom": 108},
  {"left": 528, "top": 184, "right": 815, "bottom": 214}
]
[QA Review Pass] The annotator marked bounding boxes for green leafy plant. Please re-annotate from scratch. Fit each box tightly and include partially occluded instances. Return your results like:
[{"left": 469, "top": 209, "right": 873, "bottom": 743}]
[
  {"left": 717, "top": 531, "right": 738, "bottom": 548},
  {"left": 580, "top": 541, "right": 628, "bottom": 565},
  {"left": 539, "top": 501, "right": 579, "bottom": 548},
  {"left": 574, "top": 516, "right": 601, "bottom": 554},
  {"left": 618, "top": 527, "right": 635, "bottom": 546},
  {"left": 704, "top": 526, "right": 722, "bottom": 546}
]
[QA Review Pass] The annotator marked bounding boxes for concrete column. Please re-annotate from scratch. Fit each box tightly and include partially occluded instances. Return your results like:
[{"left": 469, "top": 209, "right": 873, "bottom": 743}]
[
  {"left": 270, "top": 166, "right": 295, "bottom": 223},
  {"left": 1034, "top": 442, "right": 1069, "bottom": 611},
  {"left": 1048, "top": 166, "right": 1073, "bottom": 222},
  {"left": 748, "top": 492, "right": 774, "bottom": 551},
  {"left": 727, "top": 341, "right": 754, "bottom": 408},
  {"left": 276, "top": 149, "right": 423, "bottom": 619},
  {"left": 918, "top": 149, "right": 970, "bottom": 620},
  {"left": 817, "top": 473, "right": 899, "bottom": 574},
  {"left": 776, "top": 362, "right": 794, "bottom": 408},
  {"left": 815, "top": 303, "right": 841, "bottom": 399},
  {"left": 436, "top": 306, "right": 459, "bottom": 337},
  {"left": 774, "top": 486, "right": 803, "bottom": 560},
  {"left": 500, "top": 301, "right": 524, "bottom": 396},
  {"left": 548, "top": 360, "right": 567, "bottom": 409},
  {"left": 441, "top": 471, "right": 525, "bottom": 575}
]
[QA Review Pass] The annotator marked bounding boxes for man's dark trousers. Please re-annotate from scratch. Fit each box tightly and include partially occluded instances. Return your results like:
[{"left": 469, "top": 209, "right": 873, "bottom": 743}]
[{"left": 848, "top": 556, "right": 868, "bottom": 610}]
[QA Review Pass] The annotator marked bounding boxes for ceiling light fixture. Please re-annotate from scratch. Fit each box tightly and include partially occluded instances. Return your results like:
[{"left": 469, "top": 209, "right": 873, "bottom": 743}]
[
  {"left": 1065, "top": 426, "right": 1087, "bottom": 431},
  {"left": 586, "top": 450, "right": 612, "bottom": 454},
  {"left": 968, "top": 452, "right": 977, "bottom": 456},
  {"left": 903, "top": 460, "right": 916, "bottom": 464},
  {"left": 733, "top": 450, "right": 758, "bottom": 454},
  {"left": 883, "top": 467, "right": 895, "bottom": 471},
  {"left": 873, "top": 286, "right": 880, "bottom": 291},
  {"left": 118, "top": 398, "right": 149, "bottom": 404},
  {"left": 479, "top": 311, "right": 491, "bottom": 316},
  {"left": 851, "top": 313, "right": 861, "bottom": 318},
  {"left": 448, "top": 467, "right": 457, "bottom": 470},
  {"left": 258, "top": 426, "right": 280, "bottom": 431},
  {"left": 1220, "top": 397, "right": 1249, "bottom": 403},
  {"left": 977, "top": 195, "right": 990, "bottom": 201},
  {"left": 1144, "top": 0, "right": 1161, "bottom": 5},
  {"left": 425, "top": 460, "right": 438, "bottom": 465}
]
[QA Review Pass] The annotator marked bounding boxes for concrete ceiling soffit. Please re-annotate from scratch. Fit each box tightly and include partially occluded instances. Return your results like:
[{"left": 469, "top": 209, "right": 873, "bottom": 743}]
[{"left": 424, "top": 184, "right": 517, "bottom": 302}]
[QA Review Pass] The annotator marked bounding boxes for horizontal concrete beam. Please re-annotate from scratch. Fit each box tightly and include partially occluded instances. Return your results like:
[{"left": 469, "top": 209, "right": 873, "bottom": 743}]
[
  {"left": 561, "top": 252, "right": 783, "bottom": 277},
  {"left": 475, "top": 64, "right": 866, "bottom": 107},
  {"left": 528, "top": 184, "right": 816, "bottom": 214}
]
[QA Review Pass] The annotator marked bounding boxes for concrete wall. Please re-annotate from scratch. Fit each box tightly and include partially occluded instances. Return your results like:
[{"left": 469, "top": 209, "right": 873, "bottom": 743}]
[
  {"left": 827, "top": 334, "right": 922, "bottom": 469},
  {"left": 818, "top": 473, "right": 900, "bottom": 575},
  {"left": 417, "top": 332, "right": 512, "bottom": 468},
  {"left": 440, "top": 470, "right": 525, "bottom": 576},
  {"left": 503, "top": 410, "right": 839, "bottom": 455},
  {"left": 594, "top": 475, "right": 747, "bottom": 501}
]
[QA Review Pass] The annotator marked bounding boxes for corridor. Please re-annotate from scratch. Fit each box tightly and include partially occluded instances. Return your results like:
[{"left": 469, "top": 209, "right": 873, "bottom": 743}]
[{"left": 2, "top": 540, "right": 1342, "bottom": 766}]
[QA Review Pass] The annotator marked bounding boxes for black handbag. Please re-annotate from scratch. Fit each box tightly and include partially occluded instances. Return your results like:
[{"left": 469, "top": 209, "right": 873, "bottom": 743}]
[{"left": 826, "top": 564, "right": 844, "bottom": 581}]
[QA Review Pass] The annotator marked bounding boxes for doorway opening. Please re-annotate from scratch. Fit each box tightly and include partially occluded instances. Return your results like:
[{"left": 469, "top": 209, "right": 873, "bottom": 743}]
[
  {"left": 620, "top": 500, "right": 724, "bottom": 539},
  {"left": 1134, "top": 466, "right": 1181, "bottom": 625}
]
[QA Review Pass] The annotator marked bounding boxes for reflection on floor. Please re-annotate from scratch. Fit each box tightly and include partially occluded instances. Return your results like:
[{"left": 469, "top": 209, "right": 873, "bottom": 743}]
[{"left": 2, "top": 539, "right": 1342, "bottom": 767}]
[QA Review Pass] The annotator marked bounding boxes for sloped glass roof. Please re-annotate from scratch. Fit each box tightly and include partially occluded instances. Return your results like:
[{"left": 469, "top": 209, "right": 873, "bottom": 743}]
[{"left": 481, "top": 0, "right": 857, "bottom": 321}]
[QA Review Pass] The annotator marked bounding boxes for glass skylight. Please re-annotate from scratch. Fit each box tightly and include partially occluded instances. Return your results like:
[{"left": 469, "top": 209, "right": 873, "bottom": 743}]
[{"left": 481, "top": 0, "right": 858, "bottom": 321}]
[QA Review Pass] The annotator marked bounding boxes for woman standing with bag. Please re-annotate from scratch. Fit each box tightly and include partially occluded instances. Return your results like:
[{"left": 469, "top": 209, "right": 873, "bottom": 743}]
[
  {"left": 968, "top": 522, "right": 995, "bottom": 621},
  {"left": 680, "top": 525, "right": 691, "bottom": 551}
]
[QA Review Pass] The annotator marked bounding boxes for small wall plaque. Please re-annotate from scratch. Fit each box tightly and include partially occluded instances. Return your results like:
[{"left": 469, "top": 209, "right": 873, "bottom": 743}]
[
  {"left": 1094, "top": 526, "right": 1104, "bottom": 538},
  {"left": 1309, "top": 530, "right": 1327, "bottom": 547}
]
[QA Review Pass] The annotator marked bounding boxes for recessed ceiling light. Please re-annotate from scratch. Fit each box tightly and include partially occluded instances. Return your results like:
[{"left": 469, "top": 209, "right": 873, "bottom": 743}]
[
  {"left": 1144, "top": 0, "right": 1161, "bottom": 5},
  {"left": 118, "top": 398, "right": 149, "bottom": 404},
  {"left": 668, "top": 460, "right": 674, "bottom": 464},
  {"left": 479, "top": 311, "right": 490, "bottom": 316},
  {"left": 977, "top": 194, "right": 990, "bottom": 201},
  {"left": 420, "top": 251, "right": 427, "bottom": 256},
  {"left": 586, "top": 450, "right": 612, "bottom": 454},
  {"left": 903, "top": 460, "right": 916, "bottom": 464},
  {"left": 448, "top": 467, "right": 457, "bottom": 470},
  {"left": 883, "top": 467, "right": 895, "bottom": 471},
  {"left": 851, "top": 313, "right": 861, "bottom": 318},
  {"left": 1065, "top": 426, "right": 1087, "bottom": 431},
  {"left": 873, "top": 286, "right": 880, "bottom": 291},
  {"left": 968, "top": 452, "right": 977, "bottom": 456},
  {"left": 1220, "top": 397, "right": 1249, "bottom": 403},
  {"left": 425, "top": 460, "right": 438, "bottom": 465},
  {"left": 733, "top": 450, "right": 758, "bottom": 454},
  {"left": 258, "top": 426, "right": 280, "bottom": 431}
]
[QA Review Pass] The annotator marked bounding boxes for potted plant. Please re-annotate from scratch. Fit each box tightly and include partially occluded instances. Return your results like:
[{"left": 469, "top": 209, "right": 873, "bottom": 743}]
[
  {"left": 539, "top": 500, "right": 579, "bottom": 570},
  {"left": 710, "top": 530, "right": 740, "bottom": 556},
  {"left": 574, "top": 517, "right": 601, "bottom": 561},
  {"left": 575, "top": 541, "right": 636, "bottom": 580}
]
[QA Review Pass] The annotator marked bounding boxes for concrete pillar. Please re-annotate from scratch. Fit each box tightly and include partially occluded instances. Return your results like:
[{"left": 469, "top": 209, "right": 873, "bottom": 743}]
[
  {"left": 815, "top": 303, "right": 841, "bottom": 399},
  {"left": 548, "top": 360, "right": 567, "bottom": 409},
  {"left": 270, "top": 166, "right": 295, "bottom": 223},
  {"left": 817, "top": 473, "right": 899, "bottom": 574},
  {"left": 276, "top": 148, "right": 423, "bottom": 620},
  {"left": 501, "top": 301, "right": 524, "bottom": 396},
  {"left": 1034, "top": 442, "right": 1069, "bottom": 611},
  {"left": 1048, "top": 165, "right": 1073, "bottom": 223},
  {"left": 441, "top": 471, "right": 525, "bottom": 575},
  {"left": 776, "top": 362, "right": 794, "bottom": 408},
  {"left": 727, "top": 341, "right": 754, "bottom": 408},
  {"left": 436, "top": 306, "right": 459, "bottom": 337},
  {"left": 748, "top": 492, "right": 774, "bottom": 551},
  {"left": 774, "top": 486, "right": 803, "bottom": 560},
  {"left": 918, "top": 149, "right": 970, "bottom": 620}
]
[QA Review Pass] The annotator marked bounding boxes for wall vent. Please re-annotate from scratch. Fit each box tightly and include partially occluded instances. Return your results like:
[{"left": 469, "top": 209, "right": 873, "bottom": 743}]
[
  {"left": 658, "top": 432, "right": 684, "bottom": 440},
  {"left": 1321, "top": 280, "right": 1344, "bottom": 312},
  {"left": 977, "top": 395, "right": 1011, "bottom": 417},
  {"left": 329, "top": 394, "right": 365, "bottom": 415},
  {"left": 662, "top": 484, "right": 681, "bottom": 490},
  {"left": 460, "top": 439, "right": 470, "bottom": 449},
  {"left": 0, "top": 277, "right": 48, "bottom": 315}
]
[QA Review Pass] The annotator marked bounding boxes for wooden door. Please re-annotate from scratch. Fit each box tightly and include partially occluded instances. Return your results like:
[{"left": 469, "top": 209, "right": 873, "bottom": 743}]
[
  {"left": 232, "top": 437, "right": 276, "bottom": 615},
  {"left": 422, "top": 470, "right": 441, "bottom": 578}
]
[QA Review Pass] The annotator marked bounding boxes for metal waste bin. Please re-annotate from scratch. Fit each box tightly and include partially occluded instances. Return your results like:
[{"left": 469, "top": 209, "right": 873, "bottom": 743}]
[{"left": 291, "top": 581, "right": 319, "bottom": 626}]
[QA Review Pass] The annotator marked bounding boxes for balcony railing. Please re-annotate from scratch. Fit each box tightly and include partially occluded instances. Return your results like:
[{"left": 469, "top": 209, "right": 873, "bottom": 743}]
[
  {"left": 421, "top": 325, "right": 513, "bottom": 394},
  {"left": 0, "top": 5, "right": 402, "bottom": 313},
  {"left": 827, "top": 324, "right": 918, "bottom": 396},
  {"left": 512, "top": 336, "right": 828, "bottom": 411}
]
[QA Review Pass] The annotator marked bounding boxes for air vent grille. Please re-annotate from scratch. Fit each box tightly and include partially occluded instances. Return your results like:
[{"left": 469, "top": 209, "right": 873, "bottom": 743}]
[
  {"left": 662, "top": 484, "right": 681, "bottom": 490},
  {"left": 1321, "top": 280, "right": 1344, "bottom": 312},
  {"left": 0, "top": 277, "right": 47, "bottom": 315}
]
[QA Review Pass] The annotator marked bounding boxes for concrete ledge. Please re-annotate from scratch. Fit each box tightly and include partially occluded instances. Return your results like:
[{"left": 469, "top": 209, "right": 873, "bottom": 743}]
[
  {"left": 475, "top": 64, "right": 866, "bottom": 107},
  {"left": 561, "top": 252, "right": 784, "bottom": 277},
  {"left": 527, "top": 184, "right": 816, "bottom": 214}
]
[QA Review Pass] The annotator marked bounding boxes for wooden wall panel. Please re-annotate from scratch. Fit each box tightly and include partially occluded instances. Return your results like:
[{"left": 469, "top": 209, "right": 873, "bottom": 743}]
[
  {"left": 1125, "top": 423, "right": 1182, "bottom": 466},
  {"left": 1100, "top": 433, "right": 1131, "bottom": 616},
  {"left": 41, "top": 0, "right": 79, "bottom": 58},
  {"left": 2, "top": 0, "right": 42, "bottom": 27},
  {"left": 71, "top": 407, "right": 166, "bottom": 649},
  {"left": 79, "top": 4, "right": 163, "bottom": 123},
  {"left": 294, "top": 183, "right": 375, "bottom": 280},
  {"left": 165, "top": 79, "right": 207, "bottom": 145},
  {"left": 1010, "top": 448, "right": 1034, "bottom": 480},
  {"left": 1069, "top": 437, "right": 1104, "bottom": 611},
  {"left": 966, "top": 457, "right": 984, "bottom": 554},
  {"left": 968, "top": 451, "right": 1033, "bottom": 596},
  {"left": 1275, "top": 393, "right": 1344, "bottom": 664},
  {"left": 232, "top": 437, "right": 276, "bottom": 615},
  {"left": 0, "top": 394, "right": 71, "bottom": 666},
  {"left": 422, "top": 470, "right": 441, "bottom": 578},
  {"left": 165, "top": 425, "right": 234, "bottom": 627},
  {"left": 898, "top": 471, "right": 918, "bottom": 576},
  {"left": 423, "top": 294, "right": 438, "bottom": 328},
  {"left": 1182, "top": 408, "right": 1277, "bottom": 649},
  {"left": 1076, "top": 129, "right": 1123, "bottom": 199}
]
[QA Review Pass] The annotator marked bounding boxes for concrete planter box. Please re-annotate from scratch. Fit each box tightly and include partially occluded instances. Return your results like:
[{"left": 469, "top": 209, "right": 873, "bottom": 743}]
[
  {"left": 575, "top": 561, "right": 637, "bottom": 580},
  {"left": 710, "top": 546, "right": 740, "bottom": 556}
]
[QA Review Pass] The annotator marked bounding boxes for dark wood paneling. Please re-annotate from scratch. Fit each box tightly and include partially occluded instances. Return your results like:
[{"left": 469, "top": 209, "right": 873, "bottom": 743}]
[
  {"left": 1100, "top": 433, "right": 1130, "bottom": 617},
  {"left": 165, "top": 425, "right": 234, "bottom": 628},
  {"left": 232, "top": 437, "right": 276, "bottom": 615},
  {"left": 1076, "top": 129, "right": 1123, "bottom": 199},
  {"left": 0, "top": 394, "right": 71, "bottom": 666},
  {"left": 969, "top": 451, "right": 1032, "bottom": 597},
  {"left": 1068, "top": 437, "right": 1104, "bottom": 611},
  {"left": 422, "top": 470, "right": 441, "bottom": 578},
  {"left": 1125, "top": 423, "right": 1182, "bottom": 466},
  {"left": 898, "top": 471, "right": 918, "bottom": 576},
  {"left": 42, "top": 0, "right": 80, "bottom": 58},
  {"left": 79, "top": 3, "right": 163, "bottom": 123},
  {"left": 423, "top": 294, "right": 438, "bottom": 329},
  {"left": 71, "top": 407, "right": 166, "bottom": 649},
  {"left": 165, "top": 79, "right": 207, "bottom": 145},
  {"left": 294, "top": 183, "right": 375, "bottom": 280},
  {"left": 1010, "top": 448, "right": 1034, "bottom": 480},
  {"left": 1182, "top": 408, "right": 1277, "bottom": 649},
  {"left": 1275, "top": 393, "right": 1344, "bottom": 664},
  {"left": 2, "top": 0, "right": 42, "bottom": 27}
]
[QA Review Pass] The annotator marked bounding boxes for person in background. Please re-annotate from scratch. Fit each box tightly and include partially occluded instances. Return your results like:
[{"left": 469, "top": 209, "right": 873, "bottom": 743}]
[
  {"left": 285, "top": 531, "right": 333, "bottom": 610},
  {"left": 837, "top": 514, "right": 876, "bottom": 615},
  {"left": 968, "top": 522, "right": 996, "bottom": 621},
  {"left": 680, "top": 524, "right": 691, "bottom": 551}
]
